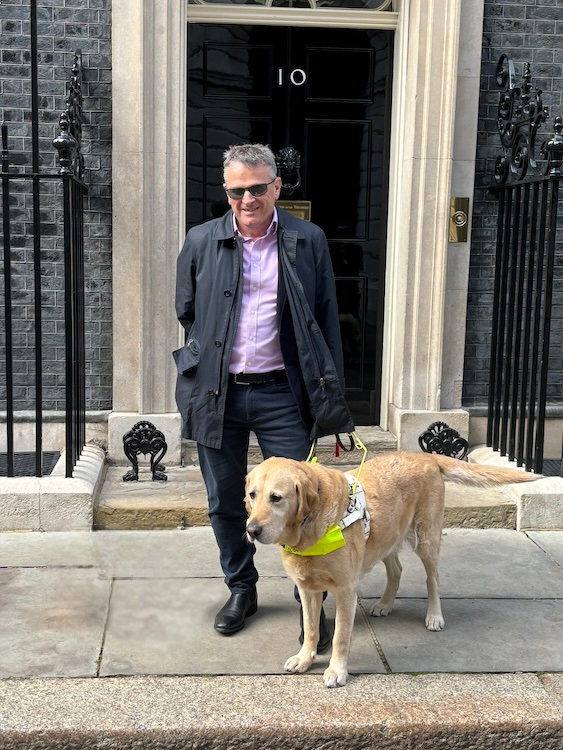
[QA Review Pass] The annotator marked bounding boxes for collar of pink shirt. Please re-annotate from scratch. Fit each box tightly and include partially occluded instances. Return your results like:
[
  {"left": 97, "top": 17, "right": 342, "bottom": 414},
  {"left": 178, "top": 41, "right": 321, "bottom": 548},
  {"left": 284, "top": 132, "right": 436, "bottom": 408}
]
[{"left": 232, "top": 207, "right": 278, "bottom": 240}]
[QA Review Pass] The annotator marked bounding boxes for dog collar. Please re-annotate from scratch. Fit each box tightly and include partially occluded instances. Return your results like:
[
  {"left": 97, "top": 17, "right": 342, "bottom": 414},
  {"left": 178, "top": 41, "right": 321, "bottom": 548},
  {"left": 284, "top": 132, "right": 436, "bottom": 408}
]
[
  {"left": 281, "top": 524, "right": 345, "bottom": 557},
  {"left": 281, "top": 476, "right": 369, "bottom": 556}
]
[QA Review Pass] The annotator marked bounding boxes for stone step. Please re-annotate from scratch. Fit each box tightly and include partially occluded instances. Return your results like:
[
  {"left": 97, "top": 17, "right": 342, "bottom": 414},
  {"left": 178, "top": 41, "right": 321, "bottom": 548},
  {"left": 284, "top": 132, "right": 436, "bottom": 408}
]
[
  {"left": 95, "top": 458, "right": 516, "bottom": 531},
  {"left": 180, "top": 426, "right": 398, "bottom": 465}
]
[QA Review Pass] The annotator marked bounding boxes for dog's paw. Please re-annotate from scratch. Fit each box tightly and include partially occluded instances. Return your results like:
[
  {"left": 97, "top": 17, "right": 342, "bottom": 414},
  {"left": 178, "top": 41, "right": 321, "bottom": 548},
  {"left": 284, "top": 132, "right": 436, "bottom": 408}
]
[
  {"left": 369, "top": 599, "right": 393, "bottom": 617},
  {"left": 425, "top": 614, "right": 445, "bottom": 631},
  {"left": 284, "top": 651, "right": 316, "bottom": 674},
  {"left": 323, "top": 665, "right": 348, "bottom": 688}
]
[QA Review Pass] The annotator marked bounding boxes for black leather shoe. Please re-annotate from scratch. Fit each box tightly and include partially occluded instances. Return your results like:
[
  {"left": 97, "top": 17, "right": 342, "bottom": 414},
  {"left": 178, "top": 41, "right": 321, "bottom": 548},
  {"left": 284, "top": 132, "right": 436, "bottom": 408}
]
[
  {"left": 214, "top": 590, "right": 258, "bottom": 635},
  {"left": 299, "top": 605, "right": 332, "bottom": 654}
]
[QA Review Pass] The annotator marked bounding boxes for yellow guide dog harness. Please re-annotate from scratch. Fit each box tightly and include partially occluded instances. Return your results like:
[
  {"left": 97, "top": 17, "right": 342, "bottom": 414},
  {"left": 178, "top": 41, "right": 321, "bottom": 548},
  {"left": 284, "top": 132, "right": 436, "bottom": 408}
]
[{"left": 281, "top": 473, "right": 371, "bottom": 557}]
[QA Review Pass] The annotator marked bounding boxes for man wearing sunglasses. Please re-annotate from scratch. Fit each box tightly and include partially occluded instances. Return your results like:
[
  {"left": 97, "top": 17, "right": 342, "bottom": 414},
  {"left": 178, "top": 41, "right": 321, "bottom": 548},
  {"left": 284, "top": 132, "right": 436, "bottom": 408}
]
[{"left": 174, "top": 143, "right": 352, "bottom": 651}]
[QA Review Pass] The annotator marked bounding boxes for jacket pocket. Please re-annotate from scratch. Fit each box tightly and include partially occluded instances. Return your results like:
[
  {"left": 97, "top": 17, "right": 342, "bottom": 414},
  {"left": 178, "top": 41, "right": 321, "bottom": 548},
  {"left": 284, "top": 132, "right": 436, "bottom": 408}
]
[{"left": 173, "top": 337, "right": 200, "bottom": 376}]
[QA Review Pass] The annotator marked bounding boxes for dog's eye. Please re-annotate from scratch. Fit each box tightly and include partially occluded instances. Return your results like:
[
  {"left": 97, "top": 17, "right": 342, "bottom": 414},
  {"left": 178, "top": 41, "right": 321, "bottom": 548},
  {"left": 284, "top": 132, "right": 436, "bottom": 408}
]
[
  {"left": 249, "top": 491, "right": 256, "bottom": 500},
  {"left": 270, "top": 493, "right": 282, "bottom": 503}
]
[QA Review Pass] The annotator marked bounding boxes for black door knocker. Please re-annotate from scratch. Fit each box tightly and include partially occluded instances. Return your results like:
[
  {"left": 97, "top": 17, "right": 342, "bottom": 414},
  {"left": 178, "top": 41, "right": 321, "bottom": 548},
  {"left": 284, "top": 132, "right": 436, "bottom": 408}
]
[{"left": 275, "top": 146, "right": 302, "bottom": 195}]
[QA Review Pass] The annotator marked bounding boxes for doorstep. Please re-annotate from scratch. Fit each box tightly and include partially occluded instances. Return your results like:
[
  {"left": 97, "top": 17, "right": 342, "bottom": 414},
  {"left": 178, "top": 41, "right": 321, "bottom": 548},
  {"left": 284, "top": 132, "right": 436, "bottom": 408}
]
[{"left": 94, "top": 458, "right": 516, "bottom": 533}]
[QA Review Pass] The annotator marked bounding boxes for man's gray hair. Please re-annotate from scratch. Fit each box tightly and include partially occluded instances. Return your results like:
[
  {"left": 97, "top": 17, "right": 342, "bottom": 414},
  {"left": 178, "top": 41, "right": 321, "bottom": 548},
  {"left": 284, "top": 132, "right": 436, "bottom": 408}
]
[{"left": 223, "top": 144, "right": 277, "bottom": 181}]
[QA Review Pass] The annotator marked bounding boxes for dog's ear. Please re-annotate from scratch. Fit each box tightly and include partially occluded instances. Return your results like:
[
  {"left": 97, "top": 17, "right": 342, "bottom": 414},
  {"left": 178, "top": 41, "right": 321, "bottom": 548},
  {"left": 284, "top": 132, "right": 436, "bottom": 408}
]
[
  {"left": 244, "top": 470, "right": 254, "bottom": 514},
  {"left": 295, "top": 465, "right": 320, "bottom": 523}
]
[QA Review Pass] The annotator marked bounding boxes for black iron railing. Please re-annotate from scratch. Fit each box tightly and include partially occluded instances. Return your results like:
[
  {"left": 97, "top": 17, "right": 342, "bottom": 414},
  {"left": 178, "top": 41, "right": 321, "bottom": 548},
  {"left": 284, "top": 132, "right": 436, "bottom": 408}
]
[
  {"left": 487, "top": 55, "right": 563, "bottom": 474},
  {"left": 0, "top": 1, "right": 86, "bottom": 478}
]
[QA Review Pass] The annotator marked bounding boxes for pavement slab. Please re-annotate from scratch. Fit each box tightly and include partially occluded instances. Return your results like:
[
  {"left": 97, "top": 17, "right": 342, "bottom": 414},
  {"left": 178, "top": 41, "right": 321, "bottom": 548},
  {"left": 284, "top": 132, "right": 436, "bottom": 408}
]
[
  {"left": 0, "top": 530, "right": 96, "bottom": 567},
  {"left": 91, "top": 527, "right": 284, "bottom": 579},
  {"left": 100, "top": 576, "right": 385, "bottom": 676},
  {"left": 358, "top": 527, "right": 563, "bottom": 599},
  {"left": 0, "top": 568, "right": 110, "bottom": 678},
  {"left": 364, "top": 597, "right": 563, "bottom": 673},
  {"left": 528, "top": 530, "right": 563, "bottom": 567}
]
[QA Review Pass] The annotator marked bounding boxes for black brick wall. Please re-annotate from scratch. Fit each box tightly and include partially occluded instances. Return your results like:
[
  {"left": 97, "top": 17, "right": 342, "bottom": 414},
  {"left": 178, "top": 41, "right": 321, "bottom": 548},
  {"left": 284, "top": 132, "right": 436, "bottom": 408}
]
[
  {"left": 2, "top": 1, "right": 559, "bottom": 417},
  {"left": 0, "top": 0, "right": 112, "bottom": 412},
  {"left": 462, "top": 0, "right": 563, "bottom": 409}
]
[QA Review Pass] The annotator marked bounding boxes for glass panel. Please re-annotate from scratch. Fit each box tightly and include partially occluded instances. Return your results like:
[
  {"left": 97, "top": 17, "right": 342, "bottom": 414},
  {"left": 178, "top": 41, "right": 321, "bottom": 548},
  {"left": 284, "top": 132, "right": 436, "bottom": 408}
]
[{"left": 189, "top": 0, "right": 393, "bottom": 9}]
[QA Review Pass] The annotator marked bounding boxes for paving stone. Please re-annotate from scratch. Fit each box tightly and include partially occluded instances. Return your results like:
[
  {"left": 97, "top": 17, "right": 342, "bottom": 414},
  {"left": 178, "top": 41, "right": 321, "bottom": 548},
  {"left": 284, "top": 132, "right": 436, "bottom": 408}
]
[
  {"left": 527, "top": 530, "right": 563, "bottom": 568},
  {"left": 365, "top": 597, "right": 563, "bottom": 673},
  {"left": 0, "top": 530, "right": 96, "bottom": 567},
  {"left": 99, "top": 577, "right": 385, "bottom": 677},
  {"left": 91, "top": 527, "right": 284, "bottom": 579},
  {"left": 0, "top": 568, "right": 110, "bottom": 678},
  {"left": 358, "top": 527, "right": 563, "bottom": 599}
]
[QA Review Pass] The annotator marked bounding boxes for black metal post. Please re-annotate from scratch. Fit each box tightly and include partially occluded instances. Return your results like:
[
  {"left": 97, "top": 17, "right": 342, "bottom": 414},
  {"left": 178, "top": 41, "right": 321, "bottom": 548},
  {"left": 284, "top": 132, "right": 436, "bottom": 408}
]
[
  {"left": 31, "top": 0, "right": 43, "bottom": 476},
  {"left": 1, "top": 124, "right": 14, "bottom": 477},
  {"left": 535, "top": 178, "right": 559, "bottom": 473},
  {"left": 487, "top": 189, "right": 505, "bottom": 448},
  {"left": 508, "top": 183, "right": 528, "bottom": 462},
  {"left": 63, "top": 175, "right": 75, "bottom": 477},
  {"left": 500, "top": 183, "right": 521, "bottom": 456},
  {"left": 525, "top": 180, "right": 549, "bottom": 471},
  {"left": 517, "top": 180, "right": 539, "bottom": 467}
]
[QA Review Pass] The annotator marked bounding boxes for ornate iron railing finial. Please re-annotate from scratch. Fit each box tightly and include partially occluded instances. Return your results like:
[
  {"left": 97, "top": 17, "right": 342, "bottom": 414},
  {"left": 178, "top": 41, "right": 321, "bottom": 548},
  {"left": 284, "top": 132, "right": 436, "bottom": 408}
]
[
  {"left": 418, "top": 422, "right": 469, "bottom": 461},
  {"left": 52, "top": 51, "right": 84, "bottom": 179},
  {"left": 493, "top": 54, "right": 562, "bottom": 184},
  {"left": 546, "top": 116, "right": 563, "bottom": 176}
]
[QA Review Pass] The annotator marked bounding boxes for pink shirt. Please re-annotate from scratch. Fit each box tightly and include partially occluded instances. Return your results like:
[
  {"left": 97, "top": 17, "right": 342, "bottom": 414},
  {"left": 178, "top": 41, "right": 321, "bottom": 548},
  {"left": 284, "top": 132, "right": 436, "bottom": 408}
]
[{"left": 229, "top": 210, "right": 285, "bottom": 374}]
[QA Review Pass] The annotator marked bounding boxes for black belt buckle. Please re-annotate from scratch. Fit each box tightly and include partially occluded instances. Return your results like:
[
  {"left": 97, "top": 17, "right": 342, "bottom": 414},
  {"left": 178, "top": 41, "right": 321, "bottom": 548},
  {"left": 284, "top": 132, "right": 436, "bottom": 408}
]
[
  {"left": 233, "top": 373, "right": 253, "bottom": 385},
  {"left": 231, "top": 370, "right": 286, "bottom": 385}
]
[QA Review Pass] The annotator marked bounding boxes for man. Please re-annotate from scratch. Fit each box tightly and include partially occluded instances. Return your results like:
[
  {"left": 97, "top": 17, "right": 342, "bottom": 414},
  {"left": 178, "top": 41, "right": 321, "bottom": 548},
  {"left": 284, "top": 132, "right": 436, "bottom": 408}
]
[{"left": 174, "top": 144, "right": 352, "bottom": 646}]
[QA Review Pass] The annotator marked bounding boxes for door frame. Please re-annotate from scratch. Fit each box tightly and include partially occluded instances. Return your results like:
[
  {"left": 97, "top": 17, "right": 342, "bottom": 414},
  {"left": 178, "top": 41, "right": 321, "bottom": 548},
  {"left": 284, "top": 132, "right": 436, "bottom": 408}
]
[
  {"left": 187, "top": 5, "right": 398, "bottom": 29},
  {"left": 184, "top": 4, "right": 401, "bottom": 432},
  {"left": 108, "top": 0, "right": 484, "bottom": 461}
]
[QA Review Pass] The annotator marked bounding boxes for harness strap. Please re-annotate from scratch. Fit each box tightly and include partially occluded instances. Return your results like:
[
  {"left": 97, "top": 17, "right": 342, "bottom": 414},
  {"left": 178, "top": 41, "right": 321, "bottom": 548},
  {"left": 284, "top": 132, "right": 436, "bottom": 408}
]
[{"left": 342, "top": 474, "right": 370, "bottom": 539}]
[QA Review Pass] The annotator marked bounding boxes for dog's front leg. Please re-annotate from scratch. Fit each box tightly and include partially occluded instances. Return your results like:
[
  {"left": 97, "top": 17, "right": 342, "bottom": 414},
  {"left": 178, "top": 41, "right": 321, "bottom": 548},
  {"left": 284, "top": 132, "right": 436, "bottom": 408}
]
[
  {"left": 284, "top": 587, "right": 322, "bottom": 675},
  {"left": 323, "top": 586, "right": 357, "bottom": 688}
]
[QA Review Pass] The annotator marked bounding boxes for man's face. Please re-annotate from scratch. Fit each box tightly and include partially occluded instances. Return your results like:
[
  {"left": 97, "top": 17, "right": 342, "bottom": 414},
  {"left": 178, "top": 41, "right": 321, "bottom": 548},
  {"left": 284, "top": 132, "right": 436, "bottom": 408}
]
[{"left": 223, "top": 162, "right": 281, "bottom": 239}]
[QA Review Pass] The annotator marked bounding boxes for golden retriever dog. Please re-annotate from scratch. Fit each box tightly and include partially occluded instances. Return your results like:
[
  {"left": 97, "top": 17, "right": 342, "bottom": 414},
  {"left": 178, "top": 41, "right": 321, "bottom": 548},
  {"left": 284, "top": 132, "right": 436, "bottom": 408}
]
[{"left": 245, "top": 451, "right": 540, "bottom": 688}]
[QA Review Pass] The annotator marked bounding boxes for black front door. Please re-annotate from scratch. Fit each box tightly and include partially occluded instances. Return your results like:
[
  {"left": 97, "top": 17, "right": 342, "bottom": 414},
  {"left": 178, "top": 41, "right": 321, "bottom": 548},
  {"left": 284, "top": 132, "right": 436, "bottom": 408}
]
[{"left": 187, "top": 23, "right": 392, "bottom": 424}]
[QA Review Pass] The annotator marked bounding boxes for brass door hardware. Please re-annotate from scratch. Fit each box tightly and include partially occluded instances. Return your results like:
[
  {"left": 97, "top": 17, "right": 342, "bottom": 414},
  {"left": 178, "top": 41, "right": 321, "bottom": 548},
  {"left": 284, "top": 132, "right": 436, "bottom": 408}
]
[{"left": 449, "top": 197, "right": 470, "bottom": 242}]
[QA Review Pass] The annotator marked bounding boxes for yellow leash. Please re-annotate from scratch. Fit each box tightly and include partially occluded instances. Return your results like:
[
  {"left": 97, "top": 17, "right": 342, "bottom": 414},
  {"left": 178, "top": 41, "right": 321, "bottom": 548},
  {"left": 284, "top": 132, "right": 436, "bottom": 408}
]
[
  {"left": 305, "top": 441, "right": 317, "bottom": 463},
  {"left": 349, "top": 431, "right": 368, "bottom": 494},
  {"left": 306, "top": 431, "right": 368, "bottom": 491}
]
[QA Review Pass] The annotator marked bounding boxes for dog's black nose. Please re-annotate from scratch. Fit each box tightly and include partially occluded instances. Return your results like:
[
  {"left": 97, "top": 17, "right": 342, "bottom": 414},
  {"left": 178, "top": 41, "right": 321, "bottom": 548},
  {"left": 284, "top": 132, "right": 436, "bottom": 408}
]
[{"left": 247, "top": 523, "right": 262, "bottom": 539}]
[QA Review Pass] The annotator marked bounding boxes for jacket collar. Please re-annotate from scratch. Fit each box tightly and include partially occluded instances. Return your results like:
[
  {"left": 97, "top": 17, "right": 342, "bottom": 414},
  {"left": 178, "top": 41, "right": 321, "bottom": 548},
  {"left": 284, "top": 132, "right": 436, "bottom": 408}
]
[{"left": 210, "top": 207, "right": 305, "bottom": 246}]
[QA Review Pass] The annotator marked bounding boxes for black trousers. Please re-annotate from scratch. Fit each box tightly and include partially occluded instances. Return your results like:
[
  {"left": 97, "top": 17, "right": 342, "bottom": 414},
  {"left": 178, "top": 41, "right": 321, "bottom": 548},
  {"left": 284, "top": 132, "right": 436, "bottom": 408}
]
[{"left": 197, "top": 379, "right": 311, "bottom": 593}]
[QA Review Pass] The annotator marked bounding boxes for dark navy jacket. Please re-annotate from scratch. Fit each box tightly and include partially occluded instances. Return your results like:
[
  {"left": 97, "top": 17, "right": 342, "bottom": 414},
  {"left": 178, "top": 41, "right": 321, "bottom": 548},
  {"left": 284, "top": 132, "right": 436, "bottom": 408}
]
[{"left": 174, "top": 207, "right": 350, "bottom": 449}]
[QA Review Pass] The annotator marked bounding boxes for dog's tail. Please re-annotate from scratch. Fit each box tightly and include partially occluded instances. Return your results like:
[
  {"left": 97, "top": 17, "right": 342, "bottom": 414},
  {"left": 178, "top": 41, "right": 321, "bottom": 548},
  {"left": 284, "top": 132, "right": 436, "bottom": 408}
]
[{"left": 431, "top": 454, "right": 542, "bottom": 487}]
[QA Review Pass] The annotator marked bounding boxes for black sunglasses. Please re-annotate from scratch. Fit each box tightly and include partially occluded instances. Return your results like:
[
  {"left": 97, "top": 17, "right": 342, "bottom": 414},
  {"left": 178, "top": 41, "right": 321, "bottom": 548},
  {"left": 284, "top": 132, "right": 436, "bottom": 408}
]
[{"left": 225, "top": 178, "right": 276, "bottom": 200}]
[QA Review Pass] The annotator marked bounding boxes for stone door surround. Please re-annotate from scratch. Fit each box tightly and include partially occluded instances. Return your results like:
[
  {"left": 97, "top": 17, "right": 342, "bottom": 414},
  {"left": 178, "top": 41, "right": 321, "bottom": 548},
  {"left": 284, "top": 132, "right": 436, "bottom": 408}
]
[{"left": 110, "top": 0, "right": 482, "bottom": 461}]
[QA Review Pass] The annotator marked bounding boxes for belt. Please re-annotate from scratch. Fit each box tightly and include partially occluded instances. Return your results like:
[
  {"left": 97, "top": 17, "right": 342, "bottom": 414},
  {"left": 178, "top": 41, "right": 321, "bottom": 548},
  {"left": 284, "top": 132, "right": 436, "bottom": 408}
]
[{"left": 229, "top": 370, "right": 287, "bottom": 385}]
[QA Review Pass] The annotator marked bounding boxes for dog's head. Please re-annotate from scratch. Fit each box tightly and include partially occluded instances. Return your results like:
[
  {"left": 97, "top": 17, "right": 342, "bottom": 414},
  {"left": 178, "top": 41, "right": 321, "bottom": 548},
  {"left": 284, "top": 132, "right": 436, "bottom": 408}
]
[{"left": 245, "top": 457, "right": 320, "bottom": 547}]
